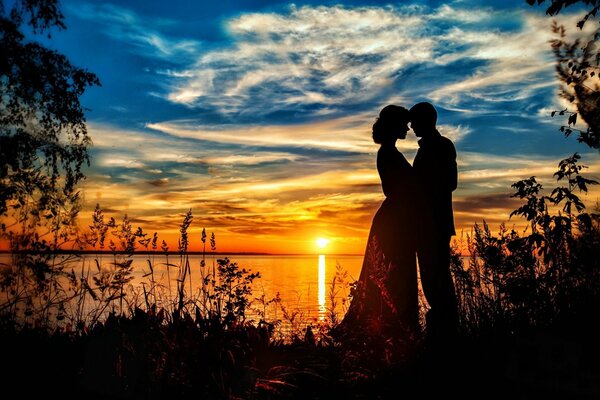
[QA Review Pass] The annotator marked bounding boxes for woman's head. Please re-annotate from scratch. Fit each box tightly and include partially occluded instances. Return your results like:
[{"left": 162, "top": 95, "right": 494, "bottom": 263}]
[{"left": 372, "top": 105, "right": 410, "bottom": 144}]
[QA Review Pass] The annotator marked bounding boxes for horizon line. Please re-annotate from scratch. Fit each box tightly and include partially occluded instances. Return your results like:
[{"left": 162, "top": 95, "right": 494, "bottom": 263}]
[{"left": 0, "top": 249, "right": 364, "bottom": 257}]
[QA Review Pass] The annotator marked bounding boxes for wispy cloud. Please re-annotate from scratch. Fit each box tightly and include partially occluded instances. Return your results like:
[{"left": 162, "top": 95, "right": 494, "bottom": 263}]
[
  {"left": 146, "top": 116, "right": 379, "bottom": 153},
  {"left": 146, "top": 116, "right": 468, "bottom": 154},
  {"left": 68, "top": 3, "right": 200, "bottom": 60},
  {"left": 165, "top": 5, "right": 436, "bottom": 112},
  {"left": 203, "top": 153, "right": 301, "bottom": 165},
  {"left": 158, "top": 4, "right": 556, "bottom": 120}
]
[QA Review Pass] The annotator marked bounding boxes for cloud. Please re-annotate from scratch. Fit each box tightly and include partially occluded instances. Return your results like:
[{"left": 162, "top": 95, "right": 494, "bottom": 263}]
[
  {"left": 146, "top": 116, "right": 377, "bottom": 153},
  {"left": 146, "top": 114, "right": 467, "bottom": 154},
  {"left": 100, "top": 157, "right": 147, "bottom": 169},
  {"left": 438, "top": 124, "right": 472, "bottom": 144},
  {"left": 165, "top": 5, "right": 436, "bottom": 113},
  {"left": 455, "top": 192, "right": 520, "bottom": 210},
  {"left": 429, "top": 16, "right": 557, "bottom": 107},
  {"left": 147, "top": 178, "right": 170, "bottom": 187},
  {"left": 69, "top": 3, "right": 200, "bottom": 60},
  {"left": 203, "top": 153, "right": 301, "bottom": 165},
  {"left": 430, "top": 4, "right": 494, "bottom": 23},
  {"left": 88, "top": 123, "right": 307, "bottom": 175},
  {"left": 158, "top": 4, "right": 557, "bottom": 121}
]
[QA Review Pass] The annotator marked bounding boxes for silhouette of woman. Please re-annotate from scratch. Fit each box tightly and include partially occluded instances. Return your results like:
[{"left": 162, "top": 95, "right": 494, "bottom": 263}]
[{"left": 337, "top": 105, "right": 419, "bottom": 338}]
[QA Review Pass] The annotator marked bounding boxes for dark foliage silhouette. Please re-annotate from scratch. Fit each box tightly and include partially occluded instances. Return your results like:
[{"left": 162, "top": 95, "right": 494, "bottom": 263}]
[
  {"left": 0, "top": 0, "right": 99, "bottom": 246},
  {"left": 0, "top": 0, "right": 99, "bottom": 332},
  {"left": 452, "top": 153, "right": 599, "bottom": 336},
  {"left": 528, "top": 0, "right": 600, "bottom": 148},
  {"left": 1, "top": 205, "right": 274, "bottom": 398}
]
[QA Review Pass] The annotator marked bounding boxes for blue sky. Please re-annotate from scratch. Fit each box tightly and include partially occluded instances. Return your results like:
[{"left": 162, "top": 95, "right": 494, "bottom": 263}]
[{"left": 22, "top": 0, "right": 600, "bottom": 253}]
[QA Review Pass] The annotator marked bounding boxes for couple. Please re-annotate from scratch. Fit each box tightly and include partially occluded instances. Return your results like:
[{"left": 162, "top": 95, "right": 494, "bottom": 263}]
[{"left": 339, "top": 102, "right": 458, "bottom": 343}]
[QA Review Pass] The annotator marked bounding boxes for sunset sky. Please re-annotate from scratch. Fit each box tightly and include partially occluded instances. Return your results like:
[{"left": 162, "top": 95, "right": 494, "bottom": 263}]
[{"left": 20, "top": 0, "right": 600, "bottom": 254}]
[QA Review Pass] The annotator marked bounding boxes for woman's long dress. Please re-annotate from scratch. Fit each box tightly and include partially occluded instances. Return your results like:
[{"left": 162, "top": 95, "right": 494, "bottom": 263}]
[{"left": 338, "top": 144, "right": 419, "bottom": 337}]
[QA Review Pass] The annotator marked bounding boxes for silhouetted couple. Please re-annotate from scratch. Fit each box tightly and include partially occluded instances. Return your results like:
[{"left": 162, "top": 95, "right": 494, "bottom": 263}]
[{"left": 339, "top": 102, "right": 458, "bottom": 345}]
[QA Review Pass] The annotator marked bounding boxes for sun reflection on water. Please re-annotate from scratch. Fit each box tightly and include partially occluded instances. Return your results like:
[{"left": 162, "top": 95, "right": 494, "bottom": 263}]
[{"left": 318, "top": 254, "right": 326, "bottom": 320}]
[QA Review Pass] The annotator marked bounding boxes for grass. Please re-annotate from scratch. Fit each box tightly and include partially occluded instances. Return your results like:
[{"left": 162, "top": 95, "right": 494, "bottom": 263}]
[{"left": 2, "top": 152, "right": 600, "bottom": 399}]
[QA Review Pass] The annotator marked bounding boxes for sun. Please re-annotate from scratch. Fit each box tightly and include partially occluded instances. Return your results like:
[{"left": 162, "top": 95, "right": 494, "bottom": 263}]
[{"left": 316, "top": 237, "right": 330, "bottom": 249}]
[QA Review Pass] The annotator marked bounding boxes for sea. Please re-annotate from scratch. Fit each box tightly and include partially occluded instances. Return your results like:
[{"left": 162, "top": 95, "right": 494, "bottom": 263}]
[{"left": 0, "top": 253, "right": 364, "bottom": 331}]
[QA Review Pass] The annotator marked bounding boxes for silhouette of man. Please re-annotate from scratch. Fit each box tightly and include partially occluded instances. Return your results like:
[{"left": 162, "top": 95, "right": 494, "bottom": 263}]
[{"left": 410, "top": 102, "right": 458, "bottom": 341}]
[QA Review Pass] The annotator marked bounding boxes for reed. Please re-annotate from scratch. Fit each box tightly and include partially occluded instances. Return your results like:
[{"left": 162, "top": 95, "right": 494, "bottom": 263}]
[{"left": 1, "top": 153, "right": 599, "bottom": 398}]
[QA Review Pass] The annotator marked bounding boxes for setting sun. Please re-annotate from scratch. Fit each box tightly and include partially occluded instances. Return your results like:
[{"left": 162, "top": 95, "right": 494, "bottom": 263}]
[{"left": 316, "top": 238, "right": 330, "bottom": 249}]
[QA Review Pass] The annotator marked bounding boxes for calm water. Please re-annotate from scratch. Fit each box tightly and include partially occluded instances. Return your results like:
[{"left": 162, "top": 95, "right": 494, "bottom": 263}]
[
  {"left": 169, "top": 254, "right": 364, "bottom": 322},
  {"left": 0, "top": 253, "right": 363, "bottom": 327}
]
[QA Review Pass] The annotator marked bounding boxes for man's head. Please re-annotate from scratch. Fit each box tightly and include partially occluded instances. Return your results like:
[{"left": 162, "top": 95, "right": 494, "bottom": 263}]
[{"left": 409, "top": 102, "right": 437, "bottom": 138}]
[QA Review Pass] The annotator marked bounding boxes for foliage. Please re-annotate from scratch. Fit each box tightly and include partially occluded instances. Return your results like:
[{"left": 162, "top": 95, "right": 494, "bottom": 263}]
[
  {"left": 451, "top": 153, "right": 600, "bottom": 335},
  {"left": 1, "top": 0, "right": 99, "bottom": 223},
  {"left": 528, "top": 0, "right": 600, "bottom": 148},
  {"left": 326, "top": 262, "right": 350, "bottom": 327},
  {"left": 528, "top": 0, "right": 599, "bottom": 25},
  {"left": 0, "top": 0, "right": 99, "bottom": 325},
  {"left": 0, "top": 205, "right": 326, "bottom": 398}
]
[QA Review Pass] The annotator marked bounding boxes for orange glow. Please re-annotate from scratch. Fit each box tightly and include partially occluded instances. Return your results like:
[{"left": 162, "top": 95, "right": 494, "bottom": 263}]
[{"left": 2, "top": 124, "right": 600, "bottom": 255}]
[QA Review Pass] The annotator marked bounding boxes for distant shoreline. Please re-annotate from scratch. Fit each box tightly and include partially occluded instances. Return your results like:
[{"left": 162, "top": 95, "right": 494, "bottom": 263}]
[{"left": 0, "top": 250, "right": 363, "bottom": 257}]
